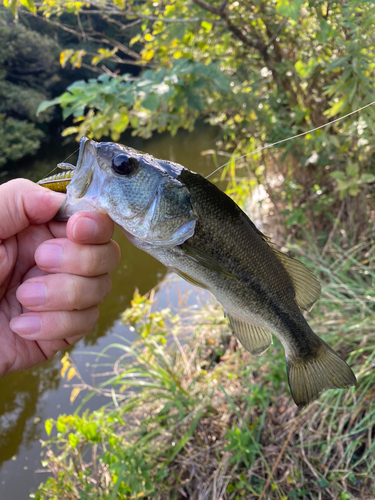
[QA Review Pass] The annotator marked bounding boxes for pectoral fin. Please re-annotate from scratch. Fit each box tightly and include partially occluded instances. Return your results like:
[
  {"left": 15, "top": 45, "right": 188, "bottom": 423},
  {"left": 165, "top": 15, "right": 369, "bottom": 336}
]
[
  {"left": 180, "top": 243, "right": 237, "bottom": 280},
  {"left": 228, "top": 314, "right": 273, "bottom": 356},
  {"left": 171, "top": 268, "right": 209, "bottom": 290},
  {"left": 273, "top": 250, "right": 321, "bottom": 311}
]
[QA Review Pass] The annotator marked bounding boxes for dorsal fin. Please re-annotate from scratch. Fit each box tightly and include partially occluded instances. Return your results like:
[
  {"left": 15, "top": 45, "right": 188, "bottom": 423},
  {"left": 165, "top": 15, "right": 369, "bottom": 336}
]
[{"left": 273, "top": 249, "right": 321, "bottom": 311}]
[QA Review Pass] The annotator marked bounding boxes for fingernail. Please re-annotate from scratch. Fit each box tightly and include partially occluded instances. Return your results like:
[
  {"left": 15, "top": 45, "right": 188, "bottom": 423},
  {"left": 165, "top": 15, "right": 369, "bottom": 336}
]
[
  {"left": 17, "top": 283, "right": 46, "bottom": 307},
  {"left": 10, "top": 315, "right": 41, "bottom": 335},
  {"left": 72, "top": 217, "right": 98, "bottom": 241},
  {"left": 36, "top": 243, "right": 63, "bottom": 269}
]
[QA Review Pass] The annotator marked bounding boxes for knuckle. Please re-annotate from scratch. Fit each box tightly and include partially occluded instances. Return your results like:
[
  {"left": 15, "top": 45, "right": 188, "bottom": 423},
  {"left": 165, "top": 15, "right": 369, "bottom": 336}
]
[
  {"left": 99, "top": 274, "right": 112, "bottom": 302},
  {"left": 66, "top": 276, "right": 82, "bottom": 309},
  {"left": 76, "top": 246, "right": 96, "bottom": 276},
  {"left": 86, "top": 307, "right": 99, "bottom": 330},
  {"left": 59, "top": 311, "right": 75, "bottom": 334},
  {"left": 103, "top": 273, "right": 112, "bottom": 295},
  {"left": 84, "top": 246, "right": 97, "bottom": 275}
]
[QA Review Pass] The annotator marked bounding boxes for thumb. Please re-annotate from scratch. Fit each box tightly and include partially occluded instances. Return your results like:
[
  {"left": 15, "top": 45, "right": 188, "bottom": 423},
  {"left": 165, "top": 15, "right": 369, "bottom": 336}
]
[{"left": 0, "top": 179, "right": 65, "bottom": 241}]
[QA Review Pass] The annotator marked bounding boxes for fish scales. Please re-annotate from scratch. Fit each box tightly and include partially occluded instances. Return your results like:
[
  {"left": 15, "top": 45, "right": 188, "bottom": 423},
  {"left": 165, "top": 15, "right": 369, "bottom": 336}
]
[
  {"left": 142, "top": 170, "right": 320, "bottom": 355},
  {"left": 39, "top": 137, "right": 356, "bottom": 406}
]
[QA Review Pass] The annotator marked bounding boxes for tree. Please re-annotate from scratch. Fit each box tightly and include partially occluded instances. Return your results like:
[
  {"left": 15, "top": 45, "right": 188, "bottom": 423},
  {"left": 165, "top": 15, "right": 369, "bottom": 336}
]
[
  {"left": 0, "top": 8, "right": 62, "bottom": 165},
  {"left": 6, "top": 0, "right": 375, "bottom": 240}
]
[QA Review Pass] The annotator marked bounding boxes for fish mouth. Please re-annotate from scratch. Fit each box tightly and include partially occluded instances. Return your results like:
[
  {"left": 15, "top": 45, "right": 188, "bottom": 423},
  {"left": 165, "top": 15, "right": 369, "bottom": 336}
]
[
  {"left": 55, "top": 137, "right": 106, "bottom": 221},
  {"left": 71, "top": 136, "right": 95, "bottom": 183}
]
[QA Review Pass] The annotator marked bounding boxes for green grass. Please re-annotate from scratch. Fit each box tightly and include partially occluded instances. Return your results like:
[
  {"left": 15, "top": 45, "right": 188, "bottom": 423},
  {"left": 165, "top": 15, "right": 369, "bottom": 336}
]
[{"left": 34, "top": 243, "right": 375, "bottom": 500}]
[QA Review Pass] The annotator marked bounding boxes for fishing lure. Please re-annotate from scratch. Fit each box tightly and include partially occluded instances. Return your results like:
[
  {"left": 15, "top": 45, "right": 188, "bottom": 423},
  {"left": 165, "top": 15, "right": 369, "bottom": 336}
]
[{"left": 37, "top": 163, "right": 75, "bottom": 193}]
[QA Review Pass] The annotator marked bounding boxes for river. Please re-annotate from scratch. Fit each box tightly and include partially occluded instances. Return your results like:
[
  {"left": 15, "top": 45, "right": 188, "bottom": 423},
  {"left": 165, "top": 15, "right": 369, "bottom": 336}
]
[{"left": 0, "top": 124, "right": 227, "bottom": 500}]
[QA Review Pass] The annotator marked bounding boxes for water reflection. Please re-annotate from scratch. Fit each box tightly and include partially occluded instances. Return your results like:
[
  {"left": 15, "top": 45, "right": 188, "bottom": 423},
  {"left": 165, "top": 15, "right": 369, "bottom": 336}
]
[
  {"left": 0, "top": 363, "right": 58, "bottom": 464},
  {"left": 0, "top": 124, "right": 226, "bottom": 498}
]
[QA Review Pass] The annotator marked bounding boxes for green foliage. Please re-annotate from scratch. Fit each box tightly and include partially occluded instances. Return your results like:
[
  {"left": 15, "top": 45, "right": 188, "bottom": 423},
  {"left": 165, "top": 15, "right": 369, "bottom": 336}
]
[
  {"left": 34, "top": 297, "right": 213, "bottom": 499},
  {"left": 39, "top": 60, "right": 231, "bottom": 140},
  {"left": 15, "top": 0, "right": 375, "bottom": 239},
  {"left": 34, "top": 246, "right": 375, "bottom": 499},
  {"left": 0, "top": 114, "right": 44, "bottom": 166},
  {"left": 0, "top": 8, "right": 60, "bottom": 164}
]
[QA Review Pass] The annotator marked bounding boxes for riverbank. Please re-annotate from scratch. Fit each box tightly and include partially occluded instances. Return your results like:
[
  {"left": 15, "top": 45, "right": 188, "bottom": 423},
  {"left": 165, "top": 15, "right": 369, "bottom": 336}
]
[{"left": 34, "top": 241, "right": 375, "bottom": 500}]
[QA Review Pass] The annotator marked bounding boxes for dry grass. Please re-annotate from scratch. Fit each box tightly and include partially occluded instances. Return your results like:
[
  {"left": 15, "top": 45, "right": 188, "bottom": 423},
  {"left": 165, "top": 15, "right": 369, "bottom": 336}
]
[{"left": 35, "top": 241, "right": 375, "bottom": 500}]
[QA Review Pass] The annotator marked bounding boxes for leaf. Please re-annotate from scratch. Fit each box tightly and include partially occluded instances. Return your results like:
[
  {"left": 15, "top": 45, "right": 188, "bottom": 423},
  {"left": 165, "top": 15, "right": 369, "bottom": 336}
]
[
  {"left": 331, "top": 171, "right": 345, "bottom": 180},
  {"left": 56, "top": 420, "right": 67, "bottom": 434},
  {"left": 36, "top": 98, "right": 62, "bottom": 116},
  {"left": 316, "top": 18, "right": 337, "bottom": 42},
  {"left": 325, "top": 96, "right": 348, "bottom": 118},
  {"left": 142, "top": 49, "right": 155, "bottom": 61},
  {"left": 91, "top": 47, "right": 118, "bottom": 66},
  {"left": 61, "top": 126, "right": 79, "bottom": 137},
  {"left": 112, "top": 0, "right": 125, "bottom": 8},
  {"left": 201, "top": 21, "right": 212, "bottom": 32},
  {"left": 70, "top": 387, "right": 82, "bottom": 404},
  {"left": 60, "top": 49, "right": 74, "bottom": 68},
  {"left": 70, "top": 49, "right": 86, "bottom": 69},
  {"left": 82, "top": 422, "right": 99, "bottom": 441},
  {"left": 142, "top": 93, "right": 159, "bottom": 111},
  {"left": 45, "top": 419, "right": 53, "bottom": 436},
  {"left": 4, "top": 0, "right": 18, "bottom": 18},
  {"left": 68, "top": 433, "right": 79, "bottom": 449},
  {"left": 276, "top": 0, "right": 304, "bottom": 22},
  {"left": 130, "top": 34, "right": 141, "bottom": 47},
  {"left": 60, "top": 357, "right": 71, "bottom": 378},
  {"left": 19, "top": 0, "right": 36, "bottom": 13},
  {"left": 346, "top": 163, "right": 358, "bottom": 178},
  {"left": 112, "top": 113, "right": 129, "bottom": 135},
  {"left": 295, "top": 59, "right": 317, "bottom": 78},
  {"left": 67, "top": 367, "right": 77, "bottom": 382},
  {"left": 359, "top": 174, "right": 375, "bottom": 184}
]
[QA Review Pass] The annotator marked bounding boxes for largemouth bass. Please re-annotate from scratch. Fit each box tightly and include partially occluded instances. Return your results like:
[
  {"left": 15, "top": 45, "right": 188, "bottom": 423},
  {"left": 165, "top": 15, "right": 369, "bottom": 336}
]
[{"left": 41, "top": 137, "right": 356, "bottom": 407}]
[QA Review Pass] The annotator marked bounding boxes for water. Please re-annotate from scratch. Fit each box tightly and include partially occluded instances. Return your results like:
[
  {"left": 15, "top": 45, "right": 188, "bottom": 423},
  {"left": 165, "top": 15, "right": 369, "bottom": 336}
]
[{"left": 0, "top": 125, "right": 226, "bottom": 499}]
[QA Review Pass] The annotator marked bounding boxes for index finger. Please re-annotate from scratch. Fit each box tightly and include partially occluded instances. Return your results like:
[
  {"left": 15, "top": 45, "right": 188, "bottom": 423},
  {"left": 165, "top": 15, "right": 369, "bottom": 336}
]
[{"left": 67, "top": 212, "right": 115, "bottom": 245}]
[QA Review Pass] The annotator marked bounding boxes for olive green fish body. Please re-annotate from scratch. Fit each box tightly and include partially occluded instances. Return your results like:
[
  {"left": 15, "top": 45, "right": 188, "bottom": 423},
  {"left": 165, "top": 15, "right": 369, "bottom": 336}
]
[
  {"left": 137, "top": 170, "right": 320, "bottom": 353},
  {"left": 52, "top": 137, "right": 356, "bottom": 407}
]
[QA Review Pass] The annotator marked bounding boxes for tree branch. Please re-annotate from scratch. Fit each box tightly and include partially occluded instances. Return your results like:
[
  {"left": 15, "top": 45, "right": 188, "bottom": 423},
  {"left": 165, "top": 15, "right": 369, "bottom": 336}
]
[
  {"left": 79, "top": 9, "right": 224, "bottom": 23},
  {"left": 266, "top": 17, "right": 287, "bottom": 49},
  {"left": 192, "top": 0, "right": 267, "bottom": 53}
]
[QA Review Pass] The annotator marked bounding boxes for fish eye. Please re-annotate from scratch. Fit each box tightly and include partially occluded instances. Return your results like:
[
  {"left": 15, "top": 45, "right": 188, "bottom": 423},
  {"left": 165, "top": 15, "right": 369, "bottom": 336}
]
[{"left": 111, "top": 154, "right": 139, "bottom": 176}]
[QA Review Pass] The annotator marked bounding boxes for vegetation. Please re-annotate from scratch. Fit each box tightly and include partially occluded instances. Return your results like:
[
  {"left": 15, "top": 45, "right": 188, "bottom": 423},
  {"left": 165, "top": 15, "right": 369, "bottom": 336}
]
[
  {"left": 0, "top": 8, "right": 60, "bottom": 165},
  {"left": 29, "top": 0, "right": 375, "bottom": 240},
  {"left": 33, "top": 239, "right": 375, "bottom": 500},
  {"left": 3, "top": 0, "right": 375, "bottom": 498},
  {"left": 3, "top": 0, "right": 375, "bottom": 238}
]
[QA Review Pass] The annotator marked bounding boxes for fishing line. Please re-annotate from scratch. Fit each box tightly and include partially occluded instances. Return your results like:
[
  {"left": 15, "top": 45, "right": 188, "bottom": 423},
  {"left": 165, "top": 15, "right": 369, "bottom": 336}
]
[
  {"left": 61, "top": 146, "right": 80, "bottom": 164},
  {"left": 205, "top": 99, "right": 375, "bottom": 179},
  {"left": 39, "top": 146, "right": 81, "bottom": 180}
]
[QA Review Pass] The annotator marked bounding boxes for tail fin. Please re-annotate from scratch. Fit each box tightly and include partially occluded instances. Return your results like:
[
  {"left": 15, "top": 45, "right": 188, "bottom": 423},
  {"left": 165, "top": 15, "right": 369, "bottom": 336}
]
[{"left": 286, "top": 341, "right": 356, "bottom": 407}]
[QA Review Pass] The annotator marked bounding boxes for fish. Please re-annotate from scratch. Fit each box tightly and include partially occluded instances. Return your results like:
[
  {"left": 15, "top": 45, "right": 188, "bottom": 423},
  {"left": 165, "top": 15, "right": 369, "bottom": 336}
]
[{"left": 41, "top": 136, "right": 356, "bottom": 407}]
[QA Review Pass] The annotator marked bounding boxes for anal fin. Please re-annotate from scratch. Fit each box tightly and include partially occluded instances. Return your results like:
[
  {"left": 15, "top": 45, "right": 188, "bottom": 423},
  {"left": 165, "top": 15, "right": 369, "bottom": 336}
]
[{"left": 228, "top": 314, "right": 273, "bottom": 356}]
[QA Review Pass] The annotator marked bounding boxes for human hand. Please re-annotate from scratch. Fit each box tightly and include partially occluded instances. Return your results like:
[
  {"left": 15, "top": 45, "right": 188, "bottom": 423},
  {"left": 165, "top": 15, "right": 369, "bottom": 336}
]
[{"left": 0, "top": 179, "right": 121, "bottom": 377}]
